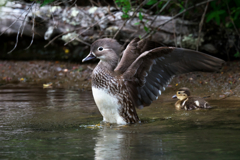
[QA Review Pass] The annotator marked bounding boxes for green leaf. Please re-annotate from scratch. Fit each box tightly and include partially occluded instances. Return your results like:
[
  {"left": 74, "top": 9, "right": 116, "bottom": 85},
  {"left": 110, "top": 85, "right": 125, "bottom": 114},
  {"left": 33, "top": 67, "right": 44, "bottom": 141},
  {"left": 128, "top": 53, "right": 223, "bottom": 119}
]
[
  {"left": 40, "top": 0, "right": 54, "bottom": 6},
  {"left": 134, "top": 22, "right": 140, "bottom": 25},
  {"left": 233, "top": 9, "right": 240, "bottom": 20},
  {"left": 122, "top": 14, "right": 129, "bottom": 19},
  {"left": 158, "top": 1, "right": 163, "bottom": 8},
  {"left": 206, "top": 10, "right": 226, "bottom": 23},
  {"left": 178, "top": 3, "right": 184, "bottom": 9},
  {"left": 215, "top": 15, "right": 220, "bottom": 25},
  {"left": 139, "top": 12, "right": 143, "bottom": 21},
  {"left": 179, "top": 8, "right": 184, "bottom": 13},
  {"left": 234, "top": 51, "right": 240, "bottom": 58},
  {"left": 144, "top": 26, "right": 149, "bottom": 33},
  {"left": 146, "top": 0, "right": 157, "bottom": 5}
]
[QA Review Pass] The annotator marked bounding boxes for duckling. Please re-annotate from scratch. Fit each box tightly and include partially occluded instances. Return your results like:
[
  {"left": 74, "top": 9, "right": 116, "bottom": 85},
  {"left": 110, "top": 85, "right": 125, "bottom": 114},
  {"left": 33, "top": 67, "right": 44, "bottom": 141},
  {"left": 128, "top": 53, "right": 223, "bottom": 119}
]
[{"left": 172, "top": 87, "right": 211, "bottom": 110}]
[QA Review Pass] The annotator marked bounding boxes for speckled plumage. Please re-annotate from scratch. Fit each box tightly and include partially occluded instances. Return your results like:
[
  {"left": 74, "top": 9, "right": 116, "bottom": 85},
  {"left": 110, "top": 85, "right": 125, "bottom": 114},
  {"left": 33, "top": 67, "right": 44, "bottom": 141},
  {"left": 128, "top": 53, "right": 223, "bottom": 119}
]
[
  {"left": 173, "top": 87, "right": 211, "bottom": 110},
  {"left": 82, "top": 38, "right": 224, "bottom": 124},
  {"left": 92, "top": 64, "right": 139, "bottom": 124}
]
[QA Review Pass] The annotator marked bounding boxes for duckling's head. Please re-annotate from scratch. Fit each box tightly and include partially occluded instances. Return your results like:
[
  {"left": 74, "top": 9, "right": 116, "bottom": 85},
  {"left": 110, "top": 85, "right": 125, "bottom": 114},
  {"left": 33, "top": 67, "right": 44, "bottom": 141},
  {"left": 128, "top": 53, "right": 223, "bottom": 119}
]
[
  {"left": 172, "top": 87, "right": 191, "bottom": 100},
  {"left": 82, "top": 38, "right": 122, "bottom": 62}
]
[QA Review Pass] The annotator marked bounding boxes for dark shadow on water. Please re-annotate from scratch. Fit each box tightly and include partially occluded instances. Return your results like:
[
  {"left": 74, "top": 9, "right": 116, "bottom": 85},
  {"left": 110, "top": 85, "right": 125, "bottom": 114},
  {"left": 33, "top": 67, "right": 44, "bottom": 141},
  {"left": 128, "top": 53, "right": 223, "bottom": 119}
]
[{"left": 1, "top": 86, "right": 240, "bottom": 159}]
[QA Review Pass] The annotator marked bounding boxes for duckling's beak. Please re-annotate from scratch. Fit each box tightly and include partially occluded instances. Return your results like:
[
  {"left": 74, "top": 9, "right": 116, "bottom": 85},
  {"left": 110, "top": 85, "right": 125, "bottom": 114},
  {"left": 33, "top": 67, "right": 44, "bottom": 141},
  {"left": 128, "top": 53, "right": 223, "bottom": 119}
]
[
  {"left": 172, "top": 95, "right": 177, "bottom": 99},
  {"left": 82, "top": 52, "right": 96, "bottom": 62}
]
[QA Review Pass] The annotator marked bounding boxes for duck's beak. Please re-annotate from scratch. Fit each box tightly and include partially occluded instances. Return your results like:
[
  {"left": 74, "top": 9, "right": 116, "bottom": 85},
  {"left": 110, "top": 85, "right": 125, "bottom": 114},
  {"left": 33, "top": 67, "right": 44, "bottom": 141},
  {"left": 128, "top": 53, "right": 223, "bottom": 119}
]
[
  {"left": 172, "top": 95, "right": 177, "bottom": 99},
  {"left": 82, "top": 52, "right": 96, "bottom": 62}
]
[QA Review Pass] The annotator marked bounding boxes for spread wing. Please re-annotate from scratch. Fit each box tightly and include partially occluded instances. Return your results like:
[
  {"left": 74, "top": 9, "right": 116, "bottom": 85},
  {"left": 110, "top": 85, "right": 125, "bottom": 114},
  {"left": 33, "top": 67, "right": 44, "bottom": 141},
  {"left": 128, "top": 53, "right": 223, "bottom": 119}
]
[
  {"left": 114, "top": 38, "right": 163, "bottom": 74},
  {"left": 114, "top": 38, "right": 140, "bottom": 74},
  {"left": 123, "top": 47, "right": 225, "bottom": 109}
]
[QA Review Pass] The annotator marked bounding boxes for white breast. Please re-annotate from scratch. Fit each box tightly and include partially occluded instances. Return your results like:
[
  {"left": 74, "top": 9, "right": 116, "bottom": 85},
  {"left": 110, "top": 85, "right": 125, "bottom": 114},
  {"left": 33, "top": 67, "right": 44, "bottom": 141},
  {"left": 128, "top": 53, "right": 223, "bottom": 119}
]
[{"left": 92, "top": 87, "right": 126, "bottom": 124}]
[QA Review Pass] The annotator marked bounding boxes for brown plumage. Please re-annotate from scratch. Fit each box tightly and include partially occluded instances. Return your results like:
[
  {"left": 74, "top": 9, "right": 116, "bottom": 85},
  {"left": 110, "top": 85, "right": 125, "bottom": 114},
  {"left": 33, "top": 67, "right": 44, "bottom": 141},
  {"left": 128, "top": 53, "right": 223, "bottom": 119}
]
[
  {"left": 82, "top": 38, "right": 224, "bottom": 124},
  {"left": 172, "top": 87, "right": 211, "bottom": 110}
]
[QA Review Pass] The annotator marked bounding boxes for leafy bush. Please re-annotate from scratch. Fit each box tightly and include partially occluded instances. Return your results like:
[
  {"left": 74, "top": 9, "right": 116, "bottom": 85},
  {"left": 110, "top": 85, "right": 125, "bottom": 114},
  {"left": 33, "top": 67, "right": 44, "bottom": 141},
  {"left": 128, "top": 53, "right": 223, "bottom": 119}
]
[
  {"left": 115, "top": 0, "right": 131, "bottom": 19},
  {"left": 206, "top": 0, "right": 240, "bottom": 28}
]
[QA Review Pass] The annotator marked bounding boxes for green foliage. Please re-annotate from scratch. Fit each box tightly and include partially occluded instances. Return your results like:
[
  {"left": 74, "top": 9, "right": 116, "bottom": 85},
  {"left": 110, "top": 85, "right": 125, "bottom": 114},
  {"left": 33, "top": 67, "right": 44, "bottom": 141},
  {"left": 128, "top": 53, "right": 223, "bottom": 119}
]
[
  {"left": 206, "top": 0, "right": 240, "bottom": 28},
  {"left": 144, "top": 26, "right": 149, "bottom": 33},
  {"left": 31, "top": 0, "right": 55, "bottom": 6},
  {"left": 115, "top": 0, "right": 131, "bottom": 19},
  {"left": 234, "top": 51, "right": 240, "bottom": 58},
  {"left": 115, "top": 0, "right": 172, "bottom": 34},
  {"left": 206, "top": 10, "right": 226, "bottom": 25},
  {"left": 146, "top": 0, "right": 157, "bottom": 6},
  {"left": 139, "top": 12, "right": 143, "bottom": 21},
  {"left": 134, "top": 22, "right": 140, "bottom": 25},
  {"left": 40, "top": 0, "right": 55, "bottom": 6},
  {"left": 113, "top": 0, "right": 239, "bottom": 60},
  {"left": 115, "top": 0, "right": 240, "bottom": 30}
]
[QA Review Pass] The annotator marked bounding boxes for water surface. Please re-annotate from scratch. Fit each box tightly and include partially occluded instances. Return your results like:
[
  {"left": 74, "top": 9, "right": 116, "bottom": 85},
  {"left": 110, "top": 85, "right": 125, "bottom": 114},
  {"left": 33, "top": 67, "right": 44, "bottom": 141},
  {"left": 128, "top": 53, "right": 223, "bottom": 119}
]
[{"left": 1, "top": 86, "right": 240, "bottom": 160}]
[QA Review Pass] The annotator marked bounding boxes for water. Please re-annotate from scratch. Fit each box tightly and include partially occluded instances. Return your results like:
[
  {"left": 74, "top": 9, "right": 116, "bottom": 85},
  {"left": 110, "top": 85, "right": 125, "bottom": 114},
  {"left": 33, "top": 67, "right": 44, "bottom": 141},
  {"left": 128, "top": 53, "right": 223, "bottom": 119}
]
[{"left": 1, "top": 86, "right": 240, "bottom": 160}]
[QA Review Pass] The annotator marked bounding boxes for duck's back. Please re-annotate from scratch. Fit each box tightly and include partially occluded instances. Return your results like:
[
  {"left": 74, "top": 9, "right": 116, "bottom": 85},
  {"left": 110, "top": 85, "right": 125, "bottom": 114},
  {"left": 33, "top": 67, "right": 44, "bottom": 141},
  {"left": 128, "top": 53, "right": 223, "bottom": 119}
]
[{"left": 183, "top": 96, "right": 210, "bottom": 110}]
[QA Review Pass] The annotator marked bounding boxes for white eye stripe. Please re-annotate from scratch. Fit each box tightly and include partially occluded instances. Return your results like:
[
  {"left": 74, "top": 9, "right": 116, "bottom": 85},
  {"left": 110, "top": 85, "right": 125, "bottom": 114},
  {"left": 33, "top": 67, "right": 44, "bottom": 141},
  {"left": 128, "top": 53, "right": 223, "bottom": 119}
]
[{"left": 97, "top": 46, "right": 111, "bottom": 52}]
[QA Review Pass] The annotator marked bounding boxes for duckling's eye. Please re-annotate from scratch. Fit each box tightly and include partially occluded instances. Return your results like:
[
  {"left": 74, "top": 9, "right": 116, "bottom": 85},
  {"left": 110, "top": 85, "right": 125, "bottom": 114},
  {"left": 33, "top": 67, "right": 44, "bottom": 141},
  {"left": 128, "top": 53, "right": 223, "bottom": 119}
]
[
  {"left": 178, "top": 92, "right": 180, "bottom": 94},
  {"left": 98, "top": 47, "right": 103, "bottom": 51}
]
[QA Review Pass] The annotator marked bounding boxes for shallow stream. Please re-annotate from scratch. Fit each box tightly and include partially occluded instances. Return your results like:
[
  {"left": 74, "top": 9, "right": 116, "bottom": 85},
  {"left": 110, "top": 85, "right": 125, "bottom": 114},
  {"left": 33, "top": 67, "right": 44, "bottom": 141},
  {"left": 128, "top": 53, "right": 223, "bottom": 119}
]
[{"left": 1, "top": 86, "right": 240, "bottom": 159}]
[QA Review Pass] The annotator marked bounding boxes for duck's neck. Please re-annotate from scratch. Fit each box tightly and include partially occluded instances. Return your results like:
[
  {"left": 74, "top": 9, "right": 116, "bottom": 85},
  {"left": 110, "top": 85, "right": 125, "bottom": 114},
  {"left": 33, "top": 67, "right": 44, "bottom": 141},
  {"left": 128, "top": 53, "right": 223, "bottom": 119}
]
[
  {"left": 175, "top": 98, "right": 188, "bottom": 109},
  {"left": 98, "top": 58, "right": 118, "bottom": 72},
  {"left": 180, "top": 98, "right": 189, "bottom": 105}
]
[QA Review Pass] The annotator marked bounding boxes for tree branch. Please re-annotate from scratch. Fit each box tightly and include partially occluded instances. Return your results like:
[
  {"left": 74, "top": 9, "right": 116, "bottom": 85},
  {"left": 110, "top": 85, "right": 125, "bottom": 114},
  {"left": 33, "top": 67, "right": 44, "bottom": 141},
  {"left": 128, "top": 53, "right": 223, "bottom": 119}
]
[
  {"left": 25, "top": 5, "right": 36, "bottom": 50},
  {"left": 8, "top": 2, "right": 35, "bottom": 53},
  {"left": 0, "top": 2, "right": 35, "bottom": 36},
  {"left": 113, "top": 0, "right": 148, "bottom": 39},
  {"left": 226, "top": 1, "right": 240, "bottom": 37},
  {"left": 143, "top": 0, "right": 213, "bottom": 39},
  {"left": 196, "top": 1, "right": 209, "bottom": 51}
]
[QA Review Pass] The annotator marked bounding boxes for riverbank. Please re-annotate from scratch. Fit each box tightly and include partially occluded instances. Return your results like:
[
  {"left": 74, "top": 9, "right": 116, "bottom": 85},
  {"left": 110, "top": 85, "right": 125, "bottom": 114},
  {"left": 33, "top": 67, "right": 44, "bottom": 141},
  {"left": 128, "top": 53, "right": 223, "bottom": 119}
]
[{"left": 0, "top": 60, "right": 240, "bottom": 99}]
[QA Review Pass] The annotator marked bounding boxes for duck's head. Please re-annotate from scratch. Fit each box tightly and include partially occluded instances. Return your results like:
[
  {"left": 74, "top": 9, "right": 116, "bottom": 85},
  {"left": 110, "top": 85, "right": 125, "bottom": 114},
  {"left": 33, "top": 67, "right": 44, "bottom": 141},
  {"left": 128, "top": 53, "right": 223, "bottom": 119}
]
[
  {"left": 172, "top": 87, "right": 191, "bottom": 100},
  {"left": 82, "top": 38, "right": 122, "bottom": 63}
]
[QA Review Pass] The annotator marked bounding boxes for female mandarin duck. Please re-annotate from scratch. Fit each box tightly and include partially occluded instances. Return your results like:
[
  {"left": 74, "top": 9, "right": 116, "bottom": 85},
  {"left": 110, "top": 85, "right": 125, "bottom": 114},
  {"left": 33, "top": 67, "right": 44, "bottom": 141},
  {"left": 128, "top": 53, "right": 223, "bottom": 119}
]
[
  {"left": 172, "top": 87, "right": 211, "bottom": 110},
  {"left": 82, "top": 38, "right": 224, "bottom": 124}
]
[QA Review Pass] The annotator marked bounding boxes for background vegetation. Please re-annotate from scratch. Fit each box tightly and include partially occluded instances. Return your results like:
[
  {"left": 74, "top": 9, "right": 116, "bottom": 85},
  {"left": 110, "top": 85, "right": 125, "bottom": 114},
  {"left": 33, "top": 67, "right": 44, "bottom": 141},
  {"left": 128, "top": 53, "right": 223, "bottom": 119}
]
[{"left": 1, "top": 0, "right": 240, "bottom": 60}]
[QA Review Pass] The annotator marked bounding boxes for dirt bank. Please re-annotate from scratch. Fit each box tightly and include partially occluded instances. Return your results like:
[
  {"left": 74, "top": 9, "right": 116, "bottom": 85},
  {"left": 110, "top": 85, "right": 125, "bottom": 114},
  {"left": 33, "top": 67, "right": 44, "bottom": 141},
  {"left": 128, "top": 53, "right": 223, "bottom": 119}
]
[{"left": 0, "top": 60, "right": 240, "bottom": 99}]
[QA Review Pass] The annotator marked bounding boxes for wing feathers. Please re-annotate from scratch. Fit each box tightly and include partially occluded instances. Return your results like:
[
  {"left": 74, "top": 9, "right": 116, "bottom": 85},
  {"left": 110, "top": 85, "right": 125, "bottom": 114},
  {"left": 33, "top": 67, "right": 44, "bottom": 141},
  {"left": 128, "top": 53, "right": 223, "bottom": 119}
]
[
  {"left": 144, "top": 82, "right": 159, "bottom": 97},
  {"left": 122, "top": 46, "right": 224, "bottom": 108},
  {"left": 142, "top": 85, "right": 157, "bottom": 102},
  {"left": 139, "top": 88, "right": 152, "bottom": 105},
  {"left": 114, "top": 38, "right": 140, "bottom": 73}
]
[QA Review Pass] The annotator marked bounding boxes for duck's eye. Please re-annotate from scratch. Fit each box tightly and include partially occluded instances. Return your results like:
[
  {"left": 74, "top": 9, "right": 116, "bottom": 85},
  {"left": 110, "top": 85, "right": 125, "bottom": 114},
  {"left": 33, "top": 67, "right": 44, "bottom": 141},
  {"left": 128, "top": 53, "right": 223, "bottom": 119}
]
[
  {"left": 178, "top": 92, "right": 180, "bottom": 94},
  {"left": 98, "top": 47, "right": 103, "bottom": 51}
]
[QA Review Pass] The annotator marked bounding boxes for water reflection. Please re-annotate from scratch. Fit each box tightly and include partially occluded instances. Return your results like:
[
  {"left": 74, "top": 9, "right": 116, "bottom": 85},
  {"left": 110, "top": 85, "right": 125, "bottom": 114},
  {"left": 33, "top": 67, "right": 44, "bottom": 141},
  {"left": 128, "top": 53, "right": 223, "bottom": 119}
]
[
  {"left": 1, "top": 86, "right": 240, "bottom": 159},
  {"left": 94, "top": 123, "right": 169, "bottom": 160},
  {"left": 94, "top": 127, "right": 130, "bottom": 160}
]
